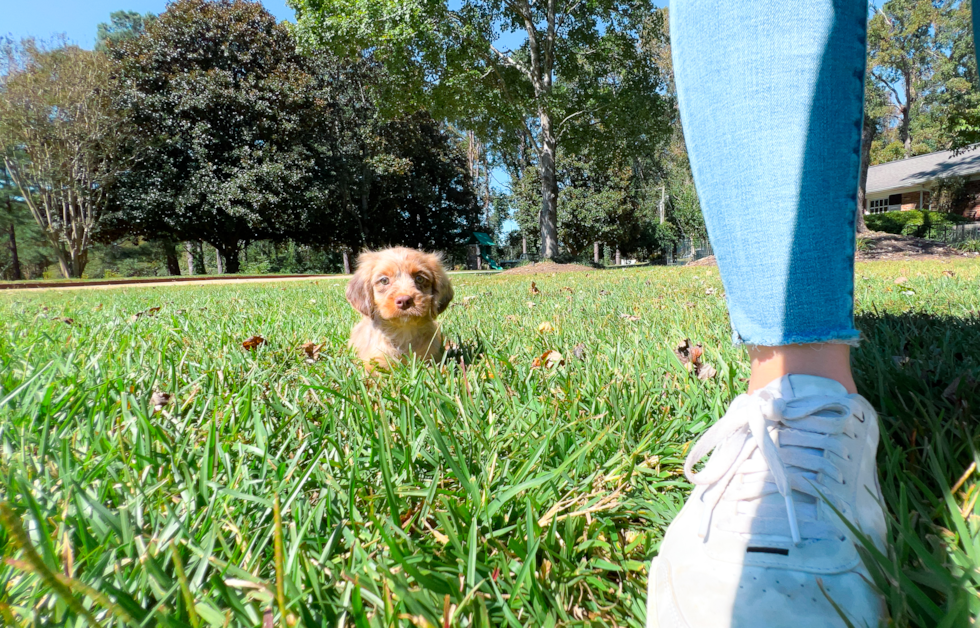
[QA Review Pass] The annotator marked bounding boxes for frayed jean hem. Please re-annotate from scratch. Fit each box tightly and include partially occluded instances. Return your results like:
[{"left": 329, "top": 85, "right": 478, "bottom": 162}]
[{"left": 732, "top": 329, "right": 862, "bottom": 348}]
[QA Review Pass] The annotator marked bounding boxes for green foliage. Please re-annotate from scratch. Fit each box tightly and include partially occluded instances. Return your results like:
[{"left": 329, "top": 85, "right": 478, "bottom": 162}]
[
  {"left": 95, "top": 10, "right": 155, "bottom": 52},
  {"left": 0, "top": 262, "right": 979, "bottom": 626},
  {"left": 0, "top": 38, "right": 120, "bottom": 278},
  {"left": 106, "top": 0, "right": 479, "bottom": 272},
  {"left": 290, "top": 0, "right": 673, "bottom": 257},
  {"left": 865, "top": 209, "right": 969, "bottom": 236}
]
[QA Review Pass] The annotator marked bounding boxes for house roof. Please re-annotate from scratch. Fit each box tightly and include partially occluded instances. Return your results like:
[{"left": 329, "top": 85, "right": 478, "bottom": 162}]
[{"left": 867, "top": 147, "right": 980, "bottom": 194}]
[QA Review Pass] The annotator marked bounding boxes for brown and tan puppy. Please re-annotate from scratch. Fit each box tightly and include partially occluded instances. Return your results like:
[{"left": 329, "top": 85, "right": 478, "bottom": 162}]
[{"left": 346, "top": 247, "right": 454, "bottom": 370}]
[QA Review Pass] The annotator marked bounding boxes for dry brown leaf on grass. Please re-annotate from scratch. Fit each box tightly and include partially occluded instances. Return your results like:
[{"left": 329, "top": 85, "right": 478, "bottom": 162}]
[
  {"left": 620, "top": 314, "right": 641, "bottom": 322},
  {"left": 942, "top": 269, "right": 956, "bottom": 277},
  {"left": 675, "top": 338, "right": 717, "bottom": 380},
  {"left": 242, "top": 335, "right": 266, "bottom": 351},
  {"left": 54, "top": 317, "right": 74, "bottom": 325},
  {"left": 505, "top": 315, "right": 519, "bottom": 322},
  {"left": 537, "top": 321, "right": 554, "bottom": 333},
  {"left": 572, "top": 343, "right": 586, "bottom": 360},
  {"left": 132, "top": 306, "right": 161, "bottom": 320},
  {"left": 599, "top": 289, "right": 611, "bottom": 296},
  {"left": 943, "top": 374, "right": 976, "bottom": 403},
  {"left": 149, "top": 391, "right": 172, "bottom": 412},
  {"left": 462, "top": 295, "right": 478, "bottom": 305},
  {"left": 532, "top": 350, "right": 564, "bottom": 369},
  {"left": 300, "top": 342, "right": 325, "bottom": 362},
  {"left": 561, "top": 286, "right": 573, "bottom": 294},
  {"left": 530, "top": 281, "right": 541, "bottom": 295},
  {"left": 526, "top": 301, "right": 537, "bottom": 308},
  {"left": 894, "top": 276, "right": 909, "bottom": 285}
]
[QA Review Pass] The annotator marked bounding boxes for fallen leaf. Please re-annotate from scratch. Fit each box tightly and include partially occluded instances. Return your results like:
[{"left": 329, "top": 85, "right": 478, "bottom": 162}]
[
  {"left": 530, "top": 282, "right": 541, "bottom": 295},
  {"left": 538, "top": 321, "right": 554, "bottom": 333},
  {"left": 705, "top": 288, "right": 717, "bottom": 295},
  {"left": 526, "top": 301, "right": 537, "bottom": 308},
  {"left": 942, "top": 269, "right": 956, "bottom": 278},
  {"left": 150, "top": 391, "right": 172, "bottom": 412},
  {"left": 892, "top": 355, "right": 910, "bottom": 367},
  {"left": 561, "top": 286, "right": 573, "bottom": 293},
  {"left": 300, "top": 341, "right": 325, "bottom": 361},
  {"left": 674, "top": 339, "right": 704, "bottom": 366},
  {"left": 55, "top": 317, "right": 74, "bottom": 325},
  {"left": 462, "top": 295, "right": 478, "bottom": 305},
  {"left": 132, "top": 306, "right": 161, "bottom": 320},
  {"left": 943, "top": 374, "right": 976, "bottom": 403},
  {"left": 894, "top": 276, "right": 908, "bottom": 285},
  {"left": 620, "top": 314, "right": 641, "bottom": 322},
  {"left": 309, "top": 298, "right": 317, "bottom": 305},
  {"left": 242, "top": 335, "right": 266, "bottom": 351},
  {"left": 572, "top": 343, "right": 586, "bottom": 360},
  {"left": 505, "top": 314, "right": 519, "bottom": 321},
  {"left": 901, "top": 290, "right": 915, "bottom": 296},
  {"left": 599, "top": 290, "right": 611, "bottom": 296},
  {"left": 532, "top": 350, "right": 564, "bottom": 369},
  {"left": 697, "top": 364, "right": 717, "bottom": 381}
]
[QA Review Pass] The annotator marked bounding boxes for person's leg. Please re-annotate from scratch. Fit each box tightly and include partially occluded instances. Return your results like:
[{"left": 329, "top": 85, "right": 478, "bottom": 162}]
[{"left": 647, "top": 1, "right": 885, "bottom": 627}]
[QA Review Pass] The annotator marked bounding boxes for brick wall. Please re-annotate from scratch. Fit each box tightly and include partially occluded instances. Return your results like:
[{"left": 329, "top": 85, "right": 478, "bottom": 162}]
[
  {"left": 900, "top": 191, "right": 921, "bottom": 211},
  {"left": 957, "top": 181, "right": 980, "bottom": 220}
]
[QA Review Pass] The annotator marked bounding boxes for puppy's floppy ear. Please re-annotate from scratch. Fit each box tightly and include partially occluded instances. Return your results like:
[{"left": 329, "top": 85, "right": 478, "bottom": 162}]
[
  {"left": 346, "top": 252, "right": 376, "bottom": 317},
  {"left": 429, "top": 254, "right": 454, "bottom": 316}
]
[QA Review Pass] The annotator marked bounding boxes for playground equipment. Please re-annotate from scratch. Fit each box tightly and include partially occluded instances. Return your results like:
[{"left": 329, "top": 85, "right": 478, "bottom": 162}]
[{"left": 466, "top": 232, "right": 503, "bottom": 270}]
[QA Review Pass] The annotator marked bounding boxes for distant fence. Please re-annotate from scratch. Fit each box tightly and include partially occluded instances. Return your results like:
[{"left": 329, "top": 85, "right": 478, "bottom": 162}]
[
  {"left": 923, "top": 222, "right": 980, "bottom": 243},
  {"left": 664, "top": 238, "right": 713, "bottom": 265}
]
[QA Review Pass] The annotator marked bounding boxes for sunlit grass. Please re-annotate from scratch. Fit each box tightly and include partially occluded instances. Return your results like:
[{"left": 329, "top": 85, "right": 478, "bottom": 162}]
[{"left": 0, "top": 260, "right": 979, "bottom": 626}]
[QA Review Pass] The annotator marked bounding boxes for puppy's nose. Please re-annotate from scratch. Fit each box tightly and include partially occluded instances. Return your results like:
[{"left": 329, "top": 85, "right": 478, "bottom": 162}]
[{"left": 395, "top": 295, "right": 414, "bottom": 310}]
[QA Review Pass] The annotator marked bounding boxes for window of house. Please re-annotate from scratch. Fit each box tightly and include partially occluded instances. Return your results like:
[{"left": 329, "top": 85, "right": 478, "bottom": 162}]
[
  {"left": 888, "top": 193, "right": 903, "bottom": 206},
  {"left": 867, "top": 198, "right": 890, "bottom": 214}
]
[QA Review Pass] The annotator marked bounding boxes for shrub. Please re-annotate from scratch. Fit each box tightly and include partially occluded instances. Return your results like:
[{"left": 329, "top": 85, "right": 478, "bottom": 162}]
[{"left": 865, "top": 210, "right": 968, "bottom": 236}]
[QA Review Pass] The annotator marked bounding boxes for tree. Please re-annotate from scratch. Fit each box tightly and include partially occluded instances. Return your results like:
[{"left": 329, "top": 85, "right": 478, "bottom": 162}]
[
  {"left": 105, "top": 0, "right": 341, "bottom": 273},
  {"left": 291, "top": 0, "right": 672, "bottom": 259},
  {"left": 858, "top": 78, "right": 892, "bottom": 233},
  {"left": 0, "top": 39, "right": 120, "bottom": 278},
  {"left": 96, "top": 11, "right": 155, "bottom": 51}
]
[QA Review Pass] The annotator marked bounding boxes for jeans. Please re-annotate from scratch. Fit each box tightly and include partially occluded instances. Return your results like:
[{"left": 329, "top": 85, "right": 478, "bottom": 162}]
[{"left": 670, "top": 0, "right": 870, "bottom": 346}]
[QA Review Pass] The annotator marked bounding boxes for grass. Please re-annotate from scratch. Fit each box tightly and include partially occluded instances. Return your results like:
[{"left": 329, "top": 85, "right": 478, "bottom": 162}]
[{"left": 0, "top": 260, "right": 979, "bottom": 627}]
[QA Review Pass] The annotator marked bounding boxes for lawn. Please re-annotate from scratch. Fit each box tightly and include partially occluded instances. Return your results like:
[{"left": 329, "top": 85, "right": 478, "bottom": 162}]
[{"left": 1, "top": 261, "right": 979, "bottom": 627}]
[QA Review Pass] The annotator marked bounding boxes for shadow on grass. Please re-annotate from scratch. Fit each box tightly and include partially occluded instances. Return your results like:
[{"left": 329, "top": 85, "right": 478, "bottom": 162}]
[{"left": 851, "top": 310, "right": 980, "bottom": 626}]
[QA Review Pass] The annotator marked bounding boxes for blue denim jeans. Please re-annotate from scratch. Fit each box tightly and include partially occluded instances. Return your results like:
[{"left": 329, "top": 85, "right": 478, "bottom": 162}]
[{"left": 670, "top": 0, "right": 871, "bottom": 346}]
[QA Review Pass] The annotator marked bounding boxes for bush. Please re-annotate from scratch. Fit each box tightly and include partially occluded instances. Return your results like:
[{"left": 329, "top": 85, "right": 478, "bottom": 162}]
[{"left": 865, "top": 210, "right": 969, "bottom": 236}]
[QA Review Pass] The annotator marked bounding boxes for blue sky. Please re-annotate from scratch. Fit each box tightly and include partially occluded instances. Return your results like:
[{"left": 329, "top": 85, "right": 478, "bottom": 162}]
[{"left": 1, "top": 0, "right": 297, "bottom": 49}]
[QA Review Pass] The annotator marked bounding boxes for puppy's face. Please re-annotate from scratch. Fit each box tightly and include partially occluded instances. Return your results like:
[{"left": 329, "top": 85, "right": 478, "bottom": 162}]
[{"left": 346, "top": 247, "right": 453, "bottom": 322}]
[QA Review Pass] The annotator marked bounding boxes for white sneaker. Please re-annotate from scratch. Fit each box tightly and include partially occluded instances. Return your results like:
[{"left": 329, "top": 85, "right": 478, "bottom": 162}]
[{"left": 646, "top": 375, "right": 887, "bottom": 628}]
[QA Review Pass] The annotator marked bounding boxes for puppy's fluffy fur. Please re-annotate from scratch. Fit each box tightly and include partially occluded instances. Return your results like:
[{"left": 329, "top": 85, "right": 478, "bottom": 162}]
[{"left": 346, "top": 247, "right": 453, "bottom": 370}]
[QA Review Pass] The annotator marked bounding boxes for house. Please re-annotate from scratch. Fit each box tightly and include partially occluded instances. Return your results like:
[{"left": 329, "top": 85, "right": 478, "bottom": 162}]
[{"left": 866, "top": 147, "right": 980, "bottom": 219}]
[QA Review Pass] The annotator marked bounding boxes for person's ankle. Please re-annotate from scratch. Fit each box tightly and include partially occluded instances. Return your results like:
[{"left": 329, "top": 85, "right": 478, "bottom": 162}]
[{"left": 747, "top": 343, "right": 857, "bottom": 394}]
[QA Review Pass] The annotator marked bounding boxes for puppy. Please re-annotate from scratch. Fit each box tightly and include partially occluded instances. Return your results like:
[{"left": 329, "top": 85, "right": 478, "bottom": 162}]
[{"left": 346, "top": 247, "right": 454, "bottom": 370}]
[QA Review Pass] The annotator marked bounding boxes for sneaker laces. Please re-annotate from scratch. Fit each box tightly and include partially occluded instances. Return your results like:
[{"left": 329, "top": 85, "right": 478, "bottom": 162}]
[{"left": 684, "top": 389, "right": 856, "bottom": 545}]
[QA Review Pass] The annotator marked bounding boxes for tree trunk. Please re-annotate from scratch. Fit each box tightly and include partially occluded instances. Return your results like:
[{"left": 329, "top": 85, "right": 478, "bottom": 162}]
[
  {"left": 538, "top": 112, "right": 559, "bottom": 259},
  {"left": 856, "top": 115, "right": 875, "bottom": 235},
  {"left": 221, "top": 242, "right": 241, "bottom": 274},
  {"left": 901, "top": 105, "right": 912, "bottom": 159},
  {"left": 5, "top": 192, "right": 22, "bottom": 280},
  {"left": 185, "top": 241, "right": 196, "bottom": 275},
  {"left": 476, "top": 244, "right": 482, "bottom": 270},
  {"left": 7, "top": 222, "right": 21, "bottom": 281},
  {"left": 215, "top": 246, "right": 224, "bottom": 274},
  {"left": 593, "top": 241, "right": 600, "bottom": 265},
  {"left": 163, "top": 240, "right": 181, "bottom": 276},
  {"left": 615, "top": 248, "right": 621, "bottom": 266},
  {"left": 342, "top": 249, "right": 351, "bottom": 274},
  {"left": 522, "top": 235, "right": 527, "bottom": 257}
]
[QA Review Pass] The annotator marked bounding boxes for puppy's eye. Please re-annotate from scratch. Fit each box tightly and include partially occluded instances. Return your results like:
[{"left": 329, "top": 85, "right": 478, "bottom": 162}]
[
  {"left": 378, "top": 277, "right": 389, "bottom": 286},
  {"left": 414, "top": 275, "right": 428, "bottom": 288}
]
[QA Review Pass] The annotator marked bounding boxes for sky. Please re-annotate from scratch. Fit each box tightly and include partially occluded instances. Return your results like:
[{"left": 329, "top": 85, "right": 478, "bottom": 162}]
[{"left": 1, "top": 0, "right": 297, "bottom": 49}]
